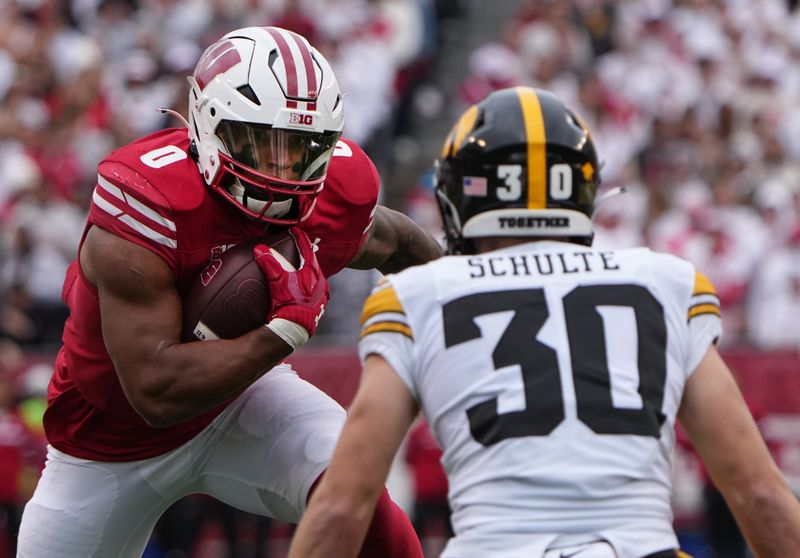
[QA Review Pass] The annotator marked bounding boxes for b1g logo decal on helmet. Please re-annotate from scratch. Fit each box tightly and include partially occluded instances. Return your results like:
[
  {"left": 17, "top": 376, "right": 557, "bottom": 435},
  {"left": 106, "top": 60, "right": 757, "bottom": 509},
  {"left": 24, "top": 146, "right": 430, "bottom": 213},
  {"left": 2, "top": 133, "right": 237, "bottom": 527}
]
[
  {"left": 289, "top": 113, "right": 315, "bottom": 126},
  {"left": 194, "top": 40, "right": 242, "bottom": 91}
]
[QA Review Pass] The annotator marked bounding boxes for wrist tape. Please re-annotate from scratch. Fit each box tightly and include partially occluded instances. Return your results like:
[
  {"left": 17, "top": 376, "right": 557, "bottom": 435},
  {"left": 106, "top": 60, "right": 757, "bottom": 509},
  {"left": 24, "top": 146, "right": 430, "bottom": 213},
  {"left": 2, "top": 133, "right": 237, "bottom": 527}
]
[{"left": 265, "top": 318, "right": 310, "bottom": 351}]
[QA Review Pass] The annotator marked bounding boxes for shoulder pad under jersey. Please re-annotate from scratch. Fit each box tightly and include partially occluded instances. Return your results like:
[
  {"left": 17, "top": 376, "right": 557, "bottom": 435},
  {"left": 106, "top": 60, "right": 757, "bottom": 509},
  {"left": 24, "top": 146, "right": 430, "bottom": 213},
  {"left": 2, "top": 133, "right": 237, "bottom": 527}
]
[
  {"left": 319, "top": 138, "right": 381, "bottom": 215},
  {"left": 90, "top": 128, "right": 206, "bottom": 268}
]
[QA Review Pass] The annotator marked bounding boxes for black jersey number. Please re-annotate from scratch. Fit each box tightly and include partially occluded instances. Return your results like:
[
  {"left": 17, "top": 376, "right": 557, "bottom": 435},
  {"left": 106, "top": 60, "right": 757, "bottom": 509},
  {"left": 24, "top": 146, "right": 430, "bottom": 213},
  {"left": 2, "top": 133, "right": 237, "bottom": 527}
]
[{"left": 442, "top": 285, "right": 667, "bottom": 446}]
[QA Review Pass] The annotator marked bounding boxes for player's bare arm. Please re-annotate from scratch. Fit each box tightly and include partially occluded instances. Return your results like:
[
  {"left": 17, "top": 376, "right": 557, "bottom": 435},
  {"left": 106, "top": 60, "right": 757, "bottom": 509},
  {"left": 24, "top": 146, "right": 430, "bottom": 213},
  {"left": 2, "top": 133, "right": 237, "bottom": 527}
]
[
  {"left": 678, "top": 345, "right": 800, "bottom": 557},
  {"left": 288, "top": 354, "right": 419, "bottom": 558},
  {"left": 81, "top": 225, "right": 297, "bottom": 427},
  {"left": 348, "top": 205, "right": 443, "bottom": 274}
]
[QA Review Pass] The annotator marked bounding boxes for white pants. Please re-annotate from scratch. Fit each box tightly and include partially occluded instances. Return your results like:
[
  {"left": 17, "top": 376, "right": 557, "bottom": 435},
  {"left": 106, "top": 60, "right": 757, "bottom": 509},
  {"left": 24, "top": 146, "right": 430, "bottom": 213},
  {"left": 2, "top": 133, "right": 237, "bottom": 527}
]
[
  {"left": 17, "top": 365, "right": 346, "bottom": 557},
  {"left": 543, "top": 542, "right": 617, "bottom": 558}
]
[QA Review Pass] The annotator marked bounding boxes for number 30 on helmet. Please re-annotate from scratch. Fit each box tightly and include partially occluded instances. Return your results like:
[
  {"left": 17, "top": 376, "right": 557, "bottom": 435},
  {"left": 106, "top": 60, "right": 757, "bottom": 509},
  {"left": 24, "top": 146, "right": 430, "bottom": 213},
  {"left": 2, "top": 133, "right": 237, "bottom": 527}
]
[
  {"left": 188, "top": 26, "right": 345, "bottom": 225},
  {"left": 435, "top": 86, "right": 601, "bottom": 254}
]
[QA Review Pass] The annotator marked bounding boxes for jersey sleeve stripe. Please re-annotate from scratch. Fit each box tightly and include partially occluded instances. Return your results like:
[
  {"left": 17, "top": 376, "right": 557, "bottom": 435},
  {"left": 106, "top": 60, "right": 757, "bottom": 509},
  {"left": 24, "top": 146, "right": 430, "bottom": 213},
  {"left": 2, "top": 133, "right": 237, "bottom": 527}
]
[
  {"left": 361, "top": 322, "right": 414, "bottom": 340},
  {"left": 93, "top": 177, "right": 178, "bottom": 249},
  {"left": 688, "top": 303, "right": 721, "bottom": 321},
  {"left": 93, "top": 189, "right": 177, "bottom": 248},
  {"left": 690, "top": 293, "right": 720, "bottom": 307},
  {"left": 118, "top": 214, "right": 177, "bottom": 248},
  {"left": 362, "top": 311, "right": 408, "bottom": 330},
  {"left": 362, "top": 312, "right": 410, "bottom": 339},
  {"left": 688, "top": 271, "right": 720, "bottom": 321},
  {"left": 692, "top": 271, "right": 716, "bottom": 296},
  {"left": 359, "top": 282, "right": 414, "bottom": 340},
  {"left": 359, "top": 283, "right": 406, "bottom": 326},
  {"left": 97, "top": 175, "right": 177, "bottom": 231},
  {"left": 92, "top": 188, "right": 123, "bottom": 217}
]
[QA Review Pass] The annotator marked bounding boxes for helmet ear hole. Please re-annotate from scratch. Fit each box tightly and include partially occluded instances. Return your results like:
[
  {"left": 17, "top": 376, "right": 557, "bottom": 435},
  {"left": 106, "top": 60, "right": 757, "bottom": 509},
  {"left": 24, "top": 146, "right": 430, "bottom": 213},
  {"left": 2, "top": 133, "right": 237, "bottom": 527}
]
[
  {"left": 189, "top": 141, "right": 199, "bottom": 161},
  {"left": 236, "top": 84, "right": 260, "bottom": 105},
  {"left": 434, "top": 186, "right": 464, "bottom": 254}
]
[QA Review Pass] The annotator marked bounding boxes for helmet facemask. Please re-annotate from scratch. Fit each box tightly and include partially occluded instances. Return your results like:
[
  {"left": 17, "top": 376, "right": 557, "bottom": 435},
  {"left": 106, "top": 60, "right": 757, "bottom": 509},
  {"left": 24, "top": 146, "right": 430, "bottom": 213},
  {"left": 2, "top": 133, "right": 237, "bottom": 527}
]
[
  {"left": 434, "top": 181, "right": 471, "bottom": 255},
  {"left": 212, "top": 121, "right": 340, "bottom": 224}
]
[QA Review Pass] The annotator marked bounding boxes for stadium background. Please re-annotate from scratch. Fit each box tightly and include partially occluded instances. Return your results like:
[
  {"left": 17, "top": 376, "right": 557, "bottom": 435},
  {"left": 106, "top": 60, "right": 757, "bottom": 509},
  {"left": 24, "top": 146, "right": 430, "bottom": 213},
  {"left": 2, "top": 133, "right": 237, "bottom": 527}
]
[{"left": 0, "top": 0, "right": 798, "bottom": 556}]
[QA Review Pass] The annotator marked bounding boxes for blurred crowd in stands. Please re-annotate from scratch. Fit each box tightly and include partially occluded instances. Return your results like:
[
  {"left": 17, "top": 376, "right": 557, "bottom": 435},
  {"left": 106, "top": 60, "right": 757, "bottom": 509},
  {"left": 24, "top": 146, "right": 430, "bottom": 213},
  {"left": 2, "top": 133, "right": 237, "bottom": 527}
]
[{"left": 0, "top": 0, "right": 799, "bottom": 556}]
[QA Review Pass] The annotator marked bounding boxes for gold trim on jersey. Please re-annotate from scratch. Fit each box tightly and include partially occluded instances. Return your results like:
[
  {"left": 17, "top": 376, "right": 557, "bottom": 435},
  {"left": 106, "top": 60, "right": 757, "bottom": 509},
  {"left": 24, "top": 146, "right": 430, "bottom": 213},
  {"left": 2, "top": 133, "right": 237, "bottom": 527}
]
[
  {"left": 516, "top": 87, "right": 546, "bottom": 210},
  {"left": 361, "top": 322, "right": 413, "bottom": 340},
  {"left": 688, "top": 303, "right": 721, "bottom": 321},
  {"left": 692, "top": 271, "right": 716, "bottom": 296},
  {"left": 688, "top": 271, "right": 720, "bottom": 322},
  {"left": 360, "top": 283, "right": 404, "bottom": 324},
  {"left": 359, "top": 282, "right": 414, "bottom": 340}
]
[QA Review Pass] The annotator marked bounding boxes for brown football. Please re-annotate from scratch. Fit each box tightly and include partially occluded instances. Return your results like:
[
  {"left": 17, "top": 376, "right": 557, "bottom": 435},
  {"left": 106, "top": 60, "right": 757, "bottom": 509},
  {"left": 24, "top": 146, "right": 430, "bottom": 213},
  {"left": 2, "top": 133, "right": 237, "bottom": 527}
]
[{"left": 182, "top": 230, "right": 300, "bottom": 341}]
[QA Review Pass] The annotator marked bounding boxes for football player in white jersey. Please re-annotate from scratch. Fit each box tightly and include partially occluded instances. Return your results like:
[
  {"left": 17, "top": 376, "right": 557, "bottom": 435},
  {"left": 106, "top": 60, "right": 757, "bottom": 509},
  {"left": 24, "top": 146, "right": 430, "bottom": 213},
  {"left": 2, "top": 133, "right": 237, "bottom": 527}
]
[{"left": 288, "top": 87, "right": 800, "bottom": 558}]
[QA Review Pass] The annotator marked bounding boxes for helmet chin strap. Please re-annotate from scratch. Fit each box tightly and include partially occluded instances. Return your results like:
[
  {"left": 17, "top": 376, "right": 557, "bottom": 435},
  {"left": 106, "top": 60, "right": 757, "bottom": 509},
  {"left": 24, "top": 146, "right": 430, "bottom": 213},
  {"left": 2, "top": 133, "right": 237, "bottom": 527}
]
[
  {"left": 259, "top": 198, "right": 293, "bottom": 218},
  {"left": 301, "top": 146, "right": 336, "bottom": 181},
  {"left": 228, "top": 181, "right": 293, "bottom": 218},
  {"left": 593, "top": 185, "right": 627, "bottom": 209},
  {"left": 157, "top": 107, "right": 191, "bottom": 129}
]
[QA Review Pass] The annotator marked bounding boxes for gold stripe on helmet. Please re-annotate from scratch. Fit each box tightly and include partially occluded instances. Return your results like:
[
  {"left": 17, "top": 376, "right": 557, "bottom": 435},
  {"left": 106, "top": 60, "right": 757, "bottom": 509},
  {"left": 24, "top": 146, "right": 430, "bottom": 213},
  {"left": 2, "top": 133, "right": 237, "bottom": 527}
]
[
  {"left": 516, "top": 87, "right": 546, "bottom": 209},
  {"left": 442, "top": 104, "right": 479, "bottom": 158}
]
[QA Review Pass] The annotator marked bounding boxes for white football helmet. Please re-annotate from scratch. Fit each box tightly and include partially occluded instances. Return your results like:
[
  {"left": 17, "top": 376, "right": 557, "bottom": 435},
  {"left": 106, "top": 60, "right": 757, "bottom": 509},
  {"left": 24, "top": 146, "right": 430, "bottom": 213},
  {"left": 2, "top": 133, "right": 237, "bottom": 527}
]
[{"left": 188, "top": 26, "right": 345, "bottom": 225}]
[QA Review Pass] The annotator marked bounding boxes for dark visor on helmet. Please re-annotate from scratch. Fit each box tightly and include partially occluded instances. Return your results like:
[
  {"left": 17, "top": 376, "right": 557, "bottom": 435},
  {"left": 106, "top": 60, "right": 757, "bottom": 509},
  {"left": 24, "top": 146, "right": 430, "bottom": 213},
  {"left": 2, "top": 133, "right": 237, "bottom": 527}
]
[{"left": 217, "top": 121, "right": 340, "bottom": 182}]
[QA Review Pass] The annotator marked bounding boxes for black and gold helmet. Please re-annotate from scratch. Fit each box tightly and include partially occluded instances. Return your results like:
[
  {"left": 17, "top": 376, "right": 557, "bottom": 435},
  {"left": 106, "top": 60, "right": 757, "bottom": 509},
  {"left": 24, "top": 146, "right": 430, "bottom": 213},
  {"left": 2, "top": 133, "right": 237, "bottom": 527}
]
[{"left": 435, "top": 86, "right": 601, "bottom": 254}]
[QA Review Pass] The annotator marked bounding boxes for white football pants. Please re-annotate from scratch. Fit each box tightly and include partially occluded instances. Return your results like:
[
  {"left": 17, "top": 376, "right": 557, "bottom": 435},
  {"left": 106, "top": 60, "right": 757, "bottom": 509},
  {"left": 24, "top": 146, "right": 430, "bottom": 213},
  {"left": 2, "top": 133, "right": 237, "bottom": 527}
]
[{"left": 17, "top": 365, "right": 346, "bottom": 557}]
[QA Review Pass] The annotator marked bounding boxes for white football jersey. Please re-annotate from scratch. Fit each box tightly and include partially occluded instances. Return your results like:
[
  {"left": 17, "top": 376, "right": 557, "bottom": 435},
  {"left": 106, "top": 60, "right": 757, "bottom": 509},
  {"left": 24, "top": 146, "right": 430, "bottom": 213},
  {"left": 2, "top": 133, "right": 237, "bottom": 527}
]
[{"left": 359, "top": 240, "right": 721, "bottom": 558}]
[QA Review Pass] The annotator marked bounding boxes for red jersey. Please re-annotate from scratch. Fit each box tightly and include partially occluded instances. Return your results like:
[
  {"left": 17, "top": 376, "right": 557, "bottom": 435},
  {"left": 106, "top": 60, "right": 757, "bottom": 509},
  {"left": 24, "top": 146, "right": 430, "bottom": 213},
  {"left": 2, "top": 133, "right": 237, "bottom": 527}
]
[
  {"left": 45, "top": 128, "right": 379, "bottom": 461},
  {"left": 404, "top": 420, "right": 448, "bottom": 503}
]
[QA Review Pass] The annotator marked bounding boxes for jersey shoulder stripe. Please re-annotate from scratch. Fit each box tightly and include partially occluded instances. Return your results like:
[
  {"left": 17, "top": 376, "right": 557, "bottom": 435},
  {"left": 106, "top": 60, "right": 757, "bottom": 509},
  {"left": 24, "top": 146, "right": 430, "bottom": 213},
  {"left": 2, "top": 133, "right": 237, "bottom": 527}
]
[
  {"left": 692, "top": 270, "right": 716, "bottom": 296},
  {"left": 92, "top": 153, "right": 177, "bottom": 249},
  {"left": 94, "top": 172, "right": 177, "bottom": 244},
  {"left": 688, "top": 271, "right": 720, "bottom": 321},
  {"left": 93, "top": 172, "right": 178, "bottom": 249},
  {"left": 360, "top": 279, "right": 413, "bottom": 340}
]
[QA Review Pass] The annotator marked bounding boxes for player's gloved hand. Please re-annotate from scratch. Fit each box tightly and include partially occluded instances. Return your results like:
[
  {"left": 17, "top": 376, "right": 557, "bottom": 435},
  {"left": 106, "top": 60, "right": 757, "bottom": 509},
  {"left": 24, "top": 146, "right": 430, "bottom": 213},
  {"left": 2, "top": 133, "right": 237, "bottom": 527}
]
[{"left": 254, "top": 228, "right": 329, "bottom": 351}]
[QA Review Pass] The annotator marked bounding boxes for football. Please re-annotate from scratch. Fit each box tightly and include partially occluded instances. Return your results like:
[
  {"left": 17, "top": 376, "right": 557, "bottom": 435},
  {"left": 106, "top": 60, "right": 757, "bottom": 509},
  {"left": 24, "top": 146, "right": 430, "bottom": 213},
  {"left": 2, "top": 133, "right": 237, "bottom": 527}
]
[{"left": 182, "top": 230, "right": 300, "bottom": 341}]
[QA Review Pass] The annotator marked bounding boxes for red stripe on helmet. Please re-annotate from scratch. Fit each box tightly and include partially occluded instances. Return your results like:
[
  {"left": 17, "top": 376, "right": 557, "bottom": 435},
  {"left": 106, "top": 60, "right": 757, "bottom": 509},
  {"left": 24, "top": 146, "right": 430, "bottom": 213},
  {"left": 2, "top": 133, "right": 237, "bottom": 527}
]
[
  {"left": 267, "top": 28, "right": 299, "bottom": 103},
  {"left": 194, "top": 40, "right": 241, "bottom": 90},
  {"left": 286, "top": 30, "right": 318, "bottom": 102}
]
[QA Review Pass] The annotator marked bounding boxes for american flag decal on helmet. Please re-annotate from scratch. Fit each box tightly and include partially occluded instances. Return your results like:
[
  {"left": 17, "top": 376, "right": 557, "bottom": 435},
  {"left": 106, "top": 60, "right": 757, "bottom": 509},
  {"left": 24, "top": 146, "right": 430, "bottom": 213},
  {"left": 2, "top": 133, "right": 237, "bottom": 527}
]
[
  {"left": 266, "top": 27, "right": 318, "bottom": 111},
  {"left": 194, "top": 40, "right": 242, "bottom": 90}
]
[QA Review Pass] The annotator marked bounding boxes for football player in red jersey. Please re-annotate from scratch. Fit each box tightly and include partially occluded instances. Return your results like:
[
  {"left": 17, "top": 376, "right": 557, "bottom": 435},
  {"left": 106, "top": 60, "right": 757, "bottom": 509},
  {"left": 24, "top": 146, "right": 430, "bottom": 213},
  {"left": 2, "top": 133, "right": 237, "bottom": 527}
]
[{"left": 16, "top": 27, "right": 440, "bottom": 557}]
